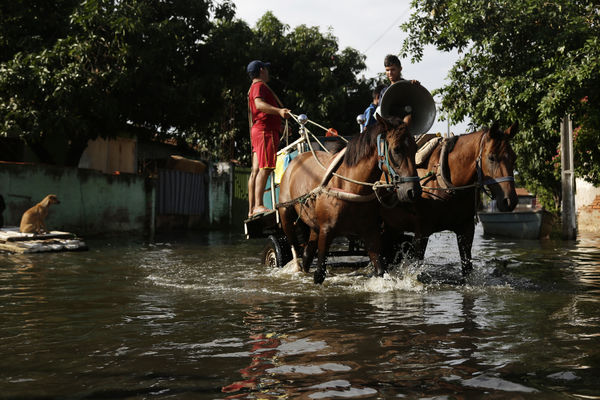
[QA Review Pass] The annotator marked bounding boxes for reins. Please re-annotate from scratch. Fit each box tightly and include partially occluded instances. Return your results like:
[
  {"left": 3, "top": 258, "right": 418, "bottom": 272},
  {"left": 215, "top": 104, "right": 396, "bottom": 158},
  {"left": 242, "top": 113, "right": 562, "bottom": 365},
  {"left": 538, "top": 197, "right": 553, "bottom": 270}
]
[
  {"left": 288, "top": 112, "right": 416, "bottom": 190},
  {"left": 288, "top": 113, "right": 375, "bottom": 188},
  {"left": 377, "top": 133, "right": 420, "bottom": 185},
  {"left": 275, "top": 113, "right": 418, "bottom": 208},
  {"left": 475, "top": 132, "right": 514, "bottom": 198},
  {"left": 421, "top": 130, "right": 514, "bottom": 198}
]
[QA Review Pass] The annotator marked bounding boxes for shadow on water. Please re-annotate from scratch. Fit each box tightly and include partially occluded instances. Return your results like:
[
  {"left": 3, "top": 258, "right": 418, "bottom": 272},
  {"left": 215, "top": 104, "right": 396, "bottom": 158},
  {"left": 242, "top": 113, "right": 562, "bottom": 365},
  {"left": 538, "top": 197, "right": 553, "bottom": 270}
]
[{"left": 1, "top": 225, "right": 600, "bottom": 399}]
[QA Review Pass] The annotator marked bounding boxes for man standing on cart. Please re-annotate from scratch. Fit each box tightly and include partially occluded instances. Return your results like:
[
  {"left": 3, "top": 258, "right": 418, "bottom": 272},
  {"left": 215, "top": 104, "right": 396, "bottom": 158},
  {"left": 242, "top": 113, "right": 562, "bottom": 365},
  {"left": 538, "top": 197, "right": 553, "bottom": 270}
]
[{"left": 247, "top": 60, "right": 291, "bottom": 217}]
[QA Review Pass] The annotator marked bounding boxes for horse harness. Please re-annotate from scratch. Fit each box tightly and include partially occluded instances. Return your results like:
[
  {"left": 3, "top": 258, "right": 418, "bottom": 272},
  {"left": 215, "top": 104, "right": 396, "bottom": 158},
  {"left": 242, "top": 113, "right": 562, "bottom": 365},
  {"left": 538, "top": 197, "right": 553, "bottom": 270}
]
[
  {"left": 276, "top": 133, "right": 418, "bottom": 209},
  {"left": 376, "top": 133, "right": 420, "bottom": 187},
  {"left": 422, "top": 130, "right": 514, "bottom": 199}
]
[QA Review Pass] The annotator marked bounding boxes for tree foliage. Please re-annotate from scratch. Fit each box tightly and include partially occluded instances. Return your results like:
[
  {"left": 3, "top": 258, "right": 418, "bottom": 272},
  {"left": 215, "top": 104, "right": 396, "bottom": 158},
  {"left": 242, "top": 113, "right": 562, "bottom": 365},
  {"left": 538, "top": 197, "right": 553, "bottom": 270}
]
[
  {"left": 401, "top": 0, "right": 600, "bottom": 210},
  {"left": 197, "top": 11, "right": 372, "bottom": 163},
  {"left": 0, "top": 2, "right": 372, "bottom": 166},
  {"left": 0, "top": 0, "right": 231, "bottom": 165}
]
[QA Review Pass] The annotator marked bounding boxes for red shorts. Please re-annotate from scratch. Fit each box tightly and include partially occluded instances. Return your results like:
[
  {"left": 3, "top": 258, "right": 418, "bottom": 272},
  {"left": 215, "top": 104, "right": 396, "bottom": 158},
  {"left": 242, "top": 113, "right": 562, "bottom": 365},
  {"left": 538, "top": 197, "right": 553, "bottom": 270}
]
[{"left": 251, "top": 128, "right": 279, "bottom": 169}]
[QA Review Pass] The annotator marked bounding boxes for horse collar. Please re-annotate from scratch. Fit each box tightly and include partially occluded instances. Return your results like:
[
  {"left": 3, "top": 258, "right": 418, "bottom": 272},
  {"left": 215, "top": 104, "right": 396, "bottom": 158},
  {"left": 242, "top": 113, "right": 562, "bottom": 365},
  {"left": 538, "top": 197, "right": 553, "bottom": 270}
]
[
  {"left": 376, "top": 133, "right": 419, "bottom": 185},
  {"left": 476, "top": 130, "right": 515, "bottom": 197},
  {"left": 377, "top": 133, "right": 399, "bottom": 182},
  {"left": 376, "top": 134, "right": 388, "bottom": 172}
]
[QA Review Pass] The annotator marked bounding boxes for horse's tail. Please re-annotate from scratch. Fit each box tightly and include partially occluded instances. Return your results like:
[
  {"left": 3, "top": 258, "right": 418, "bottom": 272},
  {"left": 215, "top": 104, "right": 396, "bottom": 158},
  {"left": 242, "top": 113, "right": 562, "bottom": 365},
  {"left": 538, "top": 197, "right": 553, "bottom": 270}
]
[
  {"left": 278, "top": 200, "right": 310, "bottom": 251},
  {"left": 293, "top": 215, "right": 310, "bottom": 247}
]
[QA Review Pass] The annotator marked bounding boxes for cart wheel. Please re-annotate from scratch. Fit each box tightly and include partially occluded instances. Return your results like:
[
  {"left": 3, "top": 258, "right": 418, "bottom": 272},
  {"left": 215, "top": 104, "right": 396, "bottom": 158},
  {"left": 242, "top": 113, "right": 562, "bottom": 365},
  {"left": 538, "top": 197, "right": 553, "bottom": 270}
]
[{"left": 262, "top": 234, "right": 293, "bottom": 269}]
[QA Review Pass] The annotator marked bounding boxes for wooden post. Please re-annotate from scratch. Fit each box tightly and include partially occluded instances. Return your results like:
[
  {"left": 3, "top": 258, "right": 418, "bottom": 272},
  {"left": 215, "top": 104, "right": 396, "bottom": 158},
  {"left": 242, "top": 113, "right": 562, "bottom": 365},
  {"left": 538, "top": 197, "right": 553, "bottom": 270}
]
[
  {"left": 560, "top": 114, "right": 577, "bottom": 239},
  {"left": 270, "top": 170, "right": 279, "bottom": 224},
  {"left": 150, "top": 182, "right": 156, "bottom": 241}
]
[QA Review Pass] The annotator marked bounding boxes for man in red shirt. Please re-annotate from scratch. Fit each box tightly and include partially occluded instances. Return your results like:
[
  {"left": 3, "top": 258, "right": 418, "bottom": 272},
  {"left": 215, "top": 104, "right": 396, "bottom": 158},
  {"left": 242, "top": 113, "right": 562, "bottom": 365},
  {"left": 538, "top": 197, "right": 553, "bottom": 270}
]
[{"left": 247, "top": 60, "right": 290, "bottom": 217}]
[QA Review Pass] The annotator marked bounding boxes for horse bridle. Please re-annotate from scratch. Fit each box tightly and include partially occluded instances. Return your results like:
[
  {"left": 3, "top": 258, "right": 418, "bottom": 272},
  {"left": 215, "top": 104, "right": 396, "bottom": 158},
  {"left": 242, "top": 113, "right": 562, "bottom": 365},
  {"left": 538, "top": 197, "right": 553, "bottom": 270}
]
[
  {"left": 376, "top": 133, "right": 420, "bottom": 187},
  {"left": 475, "top": 131, "right": 515, "bottom": 198}
]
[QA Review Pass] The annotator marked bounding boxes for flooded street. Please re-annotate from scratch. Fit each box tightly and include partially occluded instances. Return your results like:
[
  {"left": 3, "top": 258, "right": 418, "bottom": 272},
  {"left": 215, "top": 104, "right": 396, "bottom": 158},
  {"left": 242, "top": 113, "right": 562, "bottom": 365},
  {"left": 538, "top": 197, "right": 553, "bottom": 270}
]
[{"left": 1, "top": 224, "right": 599, "bottom": 399}]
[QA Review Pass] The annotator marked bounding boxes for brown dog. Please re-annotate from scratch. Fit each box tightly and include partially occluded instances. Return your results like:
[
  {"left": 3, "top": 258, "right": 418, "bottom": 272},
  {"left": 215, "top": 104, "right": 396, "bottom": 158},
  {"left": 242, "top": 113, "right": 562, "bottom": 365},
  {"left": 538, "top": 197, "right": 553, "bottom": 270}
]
[{"left": 19, "top": 194, "right": 61, "bottom": 234}]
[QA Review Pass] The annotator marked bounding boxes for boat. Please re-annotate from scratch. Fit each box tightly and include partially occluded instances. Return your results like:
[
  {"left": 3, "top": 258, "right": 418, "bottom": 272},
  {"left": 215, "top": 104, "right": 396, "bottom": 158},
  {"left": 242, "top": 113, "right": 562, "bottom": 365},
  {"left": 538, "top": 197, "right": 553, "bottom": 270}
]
[
  {"left": 478, "top": 188, "right": 553, "bottom": 239},
  {"left": 0, "top": 227, "right": 88, "bottom": 253}
]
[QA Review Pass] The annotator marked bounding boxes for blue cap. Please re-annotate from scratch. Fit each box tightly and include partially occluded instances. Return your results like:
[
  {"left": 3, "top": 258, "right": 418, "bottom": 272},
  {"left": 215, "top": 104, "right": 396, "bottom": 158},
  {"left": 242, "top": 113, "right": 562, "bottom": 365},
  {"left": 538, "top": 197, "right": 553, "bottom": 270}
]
[{"left": 247, "top": 60, "right": 270, "bottom": 76}]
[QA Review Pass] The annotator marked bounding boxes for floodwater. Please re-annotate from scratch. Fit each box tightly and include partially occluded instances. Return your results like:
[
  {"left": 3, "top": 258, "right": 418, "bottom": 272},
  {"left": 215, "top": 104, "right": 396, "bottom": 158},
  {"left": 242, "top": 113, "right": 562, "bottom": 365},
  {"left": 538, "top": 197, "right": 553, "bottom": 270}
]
[{"left": 1, "top": 224, "right": 599, "bottom": 399}]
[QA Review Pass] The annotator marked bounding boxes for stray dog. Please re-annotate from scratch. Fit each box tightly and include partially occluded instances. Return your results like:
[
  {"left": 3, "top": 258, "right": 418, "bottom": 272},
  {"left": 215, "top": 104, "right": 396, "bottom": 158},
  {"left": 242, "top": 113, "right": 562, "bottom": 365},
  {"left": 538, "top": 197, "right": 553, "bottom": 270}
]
[{"left": 19, "top": 194, "right": 61, "bottom": 234}]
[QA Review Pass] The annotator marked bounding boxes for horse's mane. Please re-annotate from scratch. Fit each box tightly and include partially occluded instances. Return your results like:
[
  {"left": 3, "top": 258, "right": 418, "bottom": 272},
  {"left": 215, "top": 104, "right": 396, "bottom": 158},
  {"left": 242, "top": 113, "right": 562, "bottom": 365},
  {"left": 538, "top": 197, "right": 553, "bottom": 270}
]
[
  {"left": 444, "top": 135, "right": 459, "bottom": 153},
  {"left": 447, "top": 126, "right": 508, "bottom": 160},
  {"left": 451, "top": 127, "right": 486, "bottom": 150},
  {"left": 343, "top": 122, "right": 384, "bottom": 167}
]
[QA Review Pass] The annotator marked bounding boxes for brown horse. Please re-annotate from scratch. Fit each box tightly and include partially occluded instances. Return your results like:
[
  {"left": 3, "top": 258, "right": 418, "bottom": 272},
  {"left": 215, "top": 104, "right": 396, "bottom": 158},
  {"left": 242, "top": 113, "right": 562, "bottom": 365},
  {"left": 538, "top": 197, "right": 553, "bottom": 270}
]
[
  {"left": 277, "top": 115, "right": 421, "bottom": 284},
  {"left": 382, "top": 122, "right": 519, "bottom": 276}
]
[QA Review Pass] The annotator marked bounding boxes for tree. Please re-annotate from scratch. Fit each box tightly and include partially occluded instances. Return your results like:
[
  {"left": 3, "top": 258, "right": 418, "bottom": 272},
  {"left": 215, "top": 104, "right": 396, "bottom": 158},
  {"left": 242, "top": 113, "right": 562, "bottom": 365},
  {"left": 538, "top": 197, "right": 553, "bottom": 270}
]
[
  {"left": 1, "top": 4, "right": 372, "bottom": 167},
  {"left": 197, "top": 11, "right": 373, "bottom": 163},
  {"left": 0, "top": 0, "right": 232, "bottom": 166},
  {"left": 0, "top": 0, "right": 80, "bottom": 62},
  {"left": 255, "top": 12, "right": 371, "bottom": 140},
  {"left": 401, "top": 0, "right": 600, "bottom": 210}
]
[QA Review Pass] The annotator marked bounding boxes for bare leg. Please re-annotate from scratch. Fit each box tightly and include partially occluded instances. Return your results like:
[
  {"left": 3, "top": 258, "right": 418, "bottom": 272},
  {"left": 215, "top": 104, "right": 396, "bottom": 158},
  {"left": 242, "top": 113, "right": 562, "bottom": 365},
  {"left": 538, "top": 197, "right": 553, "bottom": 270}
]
[
  {"left": 253, "top": 168, "right": 271, "bottom": 212},
  {"left": 247, "top": 152, "right": 258, "bottom": 216}
]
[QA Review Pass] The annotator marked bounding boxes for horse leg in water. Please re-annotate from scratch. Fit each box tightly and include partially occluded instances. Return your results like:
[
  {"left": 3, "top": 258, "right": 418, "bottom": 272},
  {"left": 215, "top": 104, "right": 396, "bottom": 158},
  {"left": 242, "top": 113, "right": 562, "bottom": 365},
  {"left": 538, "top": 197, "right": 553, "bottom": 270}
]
[
  {"left": 381, "top": 229, "right": 406, "bottom": 266},
  {"left": 363, "top": 234, "right": 386, "bottom": 277},
  {"left": 314, "top": 226, "right": 334, "bottom": 284},
  {"left": 456, "top": 223, "right": 475, "bottom": 276},
  {"left": 413, "top": 234, "right": 429, "bottom": 260},
  {"left": 279, "top": 206, "right": 304, "bottom": 271},
  {"left": 302, "top": 230, "right": 318, "bottom": 273}
]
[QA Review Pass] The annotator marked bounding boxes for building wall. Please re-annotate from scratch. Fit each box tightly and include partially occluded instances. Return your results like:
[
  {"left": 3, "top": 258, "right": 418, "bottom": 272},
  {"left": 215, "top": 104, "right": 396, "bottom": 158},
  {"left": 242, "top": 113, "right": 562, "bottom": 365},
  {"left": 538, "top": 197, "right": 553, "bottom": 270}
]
[
  {"left": 232, "top": 166, "right": 251, "bottom": 230},
  {"left": 0, "top": 163, "right": 151, "bottom": 234},
  {"left": 0, "top": 161, "right": 297, "bottom": 235},
  {"left": 78, "top": 137, "right": 137, "bottom": 174},
  {"left": 576, "top": 178, "right": 600, "bottom": 233},
  {"left": 209, "top": 162, "right": 232, "bottom": 226}
]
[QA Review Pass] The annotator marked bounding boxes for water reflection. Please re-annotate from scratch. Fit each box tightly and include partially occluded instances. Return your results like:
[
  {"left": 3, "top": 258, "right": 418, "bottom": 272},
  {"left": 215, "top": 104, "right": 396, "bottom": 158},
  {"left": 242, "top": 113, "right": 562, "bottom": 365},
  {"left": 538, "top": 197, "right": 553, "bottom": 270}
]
[
  {"left": 1, "top": 227, "right": 600, "bottom": 398},
  {"left": 215, "top": 285, "right": 581, "bottom": 398},
  {"left": 221, "top": 333, "right": 282, "bottom": 396},
  {"left": 220, "top": 327, "right": 376, "bottom": 399}
]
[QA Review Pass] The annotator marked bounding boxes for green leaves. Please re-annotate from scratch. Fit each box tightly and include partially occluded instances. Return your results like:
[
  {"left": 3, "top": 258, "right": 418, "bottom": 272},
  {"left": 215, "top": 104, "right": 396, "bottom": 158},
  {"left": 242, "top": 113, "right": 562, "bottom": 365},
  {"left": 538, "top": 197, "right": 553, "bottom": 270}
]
[
  {"left": 402, "top": 0, "right": 600, "bottom": 209},
  {"left": 0, "top": 0, "right": 219, "bottom": 165},
  {"left": 0, "top": 3, "right": 370, "bottom": 165},
  {"left": 204, "top": 11, "right": 369, "bottom": 162}
]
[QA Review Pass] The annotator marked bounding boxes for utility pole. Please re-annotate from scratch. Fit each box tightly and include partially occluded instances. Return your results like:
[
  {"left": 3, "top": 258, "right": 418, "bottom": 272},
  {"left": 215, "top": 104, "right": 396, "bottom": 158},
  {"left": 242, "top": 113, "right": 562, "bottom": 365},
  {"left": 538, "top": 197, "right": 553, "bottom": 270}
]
[{"left": 560, "top": 114, "right": 577, "bottom": 239}]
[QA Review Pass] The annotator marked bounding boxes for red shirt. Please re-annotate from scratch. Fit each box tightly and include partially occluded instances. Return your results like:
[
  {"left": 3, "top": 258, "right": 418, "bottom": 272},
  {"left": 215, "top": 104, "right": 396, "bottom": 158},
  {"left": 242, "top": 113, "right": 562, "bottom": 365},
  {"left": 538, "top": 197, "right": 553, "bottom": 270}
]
[{"left": 248, "top": 81, "right": 281, "bottom": 133}]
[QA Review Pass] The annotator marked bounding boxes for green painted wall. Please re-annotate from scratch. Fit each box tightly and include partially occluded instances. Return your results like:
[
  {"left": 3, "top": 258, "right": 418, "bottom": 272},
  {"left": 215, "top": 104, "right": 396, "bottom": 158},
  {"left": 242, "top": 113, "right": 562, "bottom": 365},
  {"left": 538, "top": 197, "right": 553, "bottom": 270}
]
[
  {"left": 232, "top": 166, "right": 250, "bottom": 229},
  {"left": 208, "top": 162, "right": 232, "bottom": 227},
  {"left": 0, "top": 163, "right": 151, "bottom": 234}
]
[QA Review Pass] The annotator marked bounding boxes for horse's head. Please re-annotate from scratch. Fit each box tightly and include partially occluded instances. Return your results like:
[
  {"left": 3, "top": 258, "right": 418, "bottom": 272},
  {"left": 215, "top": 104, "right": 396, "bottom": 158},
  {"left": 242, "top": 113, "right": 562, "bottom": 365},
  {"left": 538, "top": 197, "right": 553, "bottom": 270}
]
[
  {"left": 479, "top": 122, "right": 519, "bottom": 211},
  {"left": 376, "top": 114, "right": 421, "bottom": 202}
]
